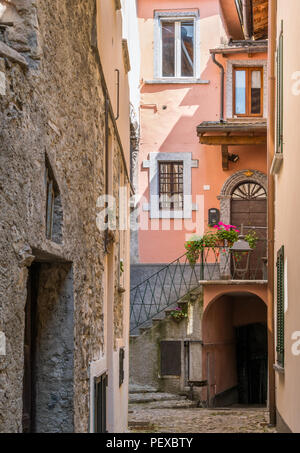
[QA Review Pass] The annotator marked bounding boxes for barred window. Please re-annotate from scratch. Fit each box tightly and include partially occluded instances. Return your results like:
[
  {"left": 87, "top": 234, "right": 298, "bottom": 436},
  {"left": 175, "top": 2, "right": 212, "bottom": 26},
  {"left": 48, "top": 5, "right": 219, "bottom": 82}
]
[
  {"left": 159, "top": 162, "right": 184, "bottom": 210},
  {"left": 45, "top": 157, "right": 63, "bottom": 243}
]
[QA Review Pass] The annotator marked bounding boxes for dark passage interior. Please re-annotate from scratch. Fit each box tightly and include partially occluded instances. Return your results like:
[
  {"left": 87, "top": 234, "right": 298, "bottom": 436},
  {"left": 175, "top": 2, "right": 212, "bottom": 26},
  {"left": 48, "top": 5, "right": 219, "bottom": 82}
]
[
  {"left": 202, "top": 293, "right": 268, "bottom": 407},
  {"left": 236, "top": 323, "right": 268, "bottom": 405}
]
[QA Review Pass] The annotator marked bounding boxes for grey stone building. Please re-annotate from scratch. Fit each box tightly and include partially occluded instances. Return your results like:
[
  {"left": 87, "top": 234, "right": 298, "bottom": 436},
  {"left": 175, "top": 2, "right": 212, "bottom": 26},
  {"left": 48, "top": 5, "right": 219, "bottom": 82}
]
[{"left": 0, "top": 0, "right": 137, "bottom": 433}]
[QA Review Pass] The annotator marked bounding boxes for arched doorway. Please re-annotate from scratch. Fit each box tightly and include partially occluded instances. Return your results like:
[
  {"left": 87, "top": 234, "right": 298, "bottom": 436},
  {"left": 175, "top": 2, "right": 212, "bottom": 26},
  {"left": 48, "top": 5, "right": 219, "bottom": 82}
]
[
  {"left": 202, "top": 292, "right": 268, "bottom": 408},
  {"left": 231, "top": 181, "right": 267, "bottom": 279},
  {"left": 218, "top": 170, "right": 268, "bottom": 280}
]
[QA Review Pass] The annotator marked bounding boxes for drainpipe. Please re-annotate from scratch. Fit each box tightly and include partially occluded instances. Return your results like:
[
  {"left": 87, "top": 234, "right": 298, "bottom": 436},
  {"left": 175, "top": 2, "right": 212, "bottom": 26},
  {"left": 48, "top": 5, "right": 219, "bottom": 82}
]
[
  {"left": 267, "top": 0, "right": 277, "bottom": 427},
  {"left": 211, "top": 53, "right": 225, "bottom": 122}
]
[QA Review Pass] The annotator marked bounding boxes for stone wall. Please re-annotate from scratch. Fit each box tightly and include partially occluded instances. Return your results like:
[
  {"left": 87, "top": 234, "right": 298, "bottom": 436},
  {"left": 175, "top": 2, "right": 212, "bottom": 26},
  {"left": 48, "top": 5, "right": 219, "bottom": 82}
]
[
  {"left": 34, "top": 263, "right": 74, "bottom": 433},
  {"left": 129, "top": 291, "right": 204, "bottom": 395},
  {"left": 0, "top": 0, "right": 128, "bottom": 432}
]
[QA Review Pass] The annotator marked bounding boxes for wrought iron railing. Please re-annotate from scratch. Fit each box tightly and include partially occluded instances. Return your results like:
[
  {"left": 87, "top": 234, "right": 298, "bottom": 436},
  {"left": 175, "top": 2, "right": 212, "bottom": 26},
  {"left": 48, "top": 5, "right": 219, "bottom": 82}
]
[{"left": 130, "top": 241, "right": 267, "bottom": 333}]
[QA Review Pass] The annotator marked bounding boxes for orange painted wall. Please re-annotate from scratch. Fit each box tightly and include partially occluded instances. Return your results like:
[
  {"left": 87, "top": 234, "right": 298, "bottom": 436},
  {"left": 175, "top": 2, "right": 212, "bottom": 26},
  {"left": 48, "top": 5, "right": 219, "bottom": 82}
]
[{"left": 137, "top": 0, "right": 267, "bottom": 263}]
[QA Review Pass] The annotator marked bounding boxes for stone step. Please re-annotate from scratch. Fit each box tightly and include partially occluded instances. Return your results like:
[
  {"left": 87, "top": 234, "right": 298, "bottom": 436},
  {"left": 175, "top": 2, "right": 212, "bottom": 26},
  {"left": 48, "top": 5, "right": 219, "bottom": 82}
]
[
  {"left": 129, "top": 384, "right": 159, "bottom": 394},
  {"left": 130, "top": 399, "right": 196, "bottom": 410},
  {"left": 130, "top": 335, "right": 139, "bottom": 340},
  {"left": 129, "top": 392, "right": 187, "bottom": 404}
]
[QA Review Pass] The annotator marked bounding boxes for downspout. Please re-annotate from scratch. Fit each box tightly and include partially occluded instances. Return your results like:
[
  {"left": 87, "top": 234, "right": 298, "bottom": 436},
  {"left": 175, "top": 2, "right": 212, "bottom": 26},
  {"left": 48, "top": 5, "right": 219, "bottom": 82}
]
[
  {"left": 211, "top": 53, "right": 225, "bottom": 122},
  {"left": 267, "top": 0, "right": 277, "bottom": 427}
]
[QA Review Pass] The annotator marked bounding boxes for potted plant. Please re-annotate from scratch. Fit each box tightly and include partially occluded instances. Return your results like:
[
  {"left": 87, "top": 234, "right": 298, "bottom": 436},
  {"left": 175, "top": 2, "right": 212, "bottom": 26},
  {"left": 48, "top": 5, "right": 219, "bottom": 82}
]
[
  {"left": 185, "top": 223, "right": 258, "bottom": 267},
  {"left": 169, "top": 306, "right": 188, "bottom": 322}
]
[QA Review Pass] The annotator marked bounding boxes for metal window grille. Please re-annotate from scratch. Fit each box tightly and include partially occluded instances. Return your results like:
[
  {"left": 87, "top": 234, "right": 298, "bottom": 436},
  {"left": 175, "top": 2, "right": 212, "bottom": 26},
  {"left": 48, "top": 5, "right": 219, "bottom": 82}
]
[
  {"left": 159, "top": 162, "right": 184, "bottom": 210},
  {"left": 45, "top": 167, "right": 55, "bottom": 240},
  {"left": 276, "top": 246, "right": 285, "bottom": 368}
]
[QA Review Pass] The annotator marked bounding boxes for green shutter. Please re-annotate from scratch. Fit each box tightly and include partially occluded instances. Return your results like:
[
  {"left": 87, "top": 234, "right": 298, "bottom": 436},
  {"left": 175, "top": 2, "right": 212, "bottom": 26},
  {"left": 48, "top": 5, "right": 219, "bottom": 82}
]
[
  {"left": 276, "top": 21, "right": 283, "bottom": 153},
  {"left": 276, "top": 246, "right": 285, "bottom": 367}
]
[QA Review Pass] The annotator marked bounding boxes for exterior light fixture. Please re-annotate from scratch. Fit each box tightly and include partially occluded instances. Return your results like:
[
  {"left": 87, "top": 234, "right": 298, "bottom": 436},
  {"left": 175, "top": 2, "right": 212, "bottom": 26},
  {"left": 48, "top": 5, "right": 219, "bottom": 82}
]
[
  {"left": 230, "top": 231, "right": 252, "bottom": 279},
  {"left": 228, "top": 153, "right": 240, "bottom": 163}
]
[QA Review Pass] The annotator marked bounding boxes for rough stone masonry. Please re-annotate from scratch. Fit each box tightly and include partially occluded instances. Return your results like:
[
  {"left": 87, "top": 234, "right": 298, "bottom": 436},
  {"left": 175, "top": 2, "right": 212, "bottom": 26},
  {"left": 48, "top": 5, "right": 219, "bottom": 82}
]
[{"left": 0, "top": 0, "right": 126, "bottom": 432}]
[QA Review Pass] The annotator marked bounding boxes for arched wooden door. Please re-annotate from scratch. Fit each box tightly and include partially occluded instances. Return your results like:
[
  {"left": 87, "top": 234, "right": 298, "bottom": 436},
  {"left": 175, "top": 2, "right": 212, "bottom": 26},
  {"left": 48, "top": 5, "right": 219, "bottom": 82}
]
[{"left": 231, "top": 182, "right": 267, "bottom": 279}]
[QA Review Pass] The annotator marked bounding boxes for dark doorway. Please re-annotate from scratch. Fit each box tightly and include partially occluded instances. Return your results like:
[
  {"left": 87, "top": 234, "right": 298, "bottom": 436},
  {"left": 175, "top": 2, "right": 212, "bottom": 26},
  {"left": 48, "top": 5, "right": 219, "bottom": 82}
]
[
  {"left": 236, "top": 323, "right": 268, "bottom": 405},
  {"left": 22, "top": 261, "right": 74, "bottom": 433},
  {"left": 94, "top": 374, "right": 108, "bottom": 433},
  {"left": 231, "top": 181, "right": 267, "bottom": 279}
]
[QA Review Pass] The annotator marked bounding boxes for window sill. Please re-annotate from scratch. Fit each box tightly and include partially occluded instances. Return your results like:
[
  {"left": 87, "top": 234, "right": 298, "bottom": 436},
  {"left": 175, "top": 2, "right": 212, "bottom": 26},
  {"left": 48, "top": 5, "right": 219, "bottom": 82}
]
[
  {"left": 270, "top": 153, "right": 283, "bottom": 175},
  {"left": 143, "top": 203, "right": 198, "bottom": 219},
  {"left": 145, "top": 78, "right": 210, "bottom": 85},
  {"left": 273, "top": 364, "right": 285, "bottom": 375},
  {"left": 227, "top": 117, "right": 267, "bottom": 123}
]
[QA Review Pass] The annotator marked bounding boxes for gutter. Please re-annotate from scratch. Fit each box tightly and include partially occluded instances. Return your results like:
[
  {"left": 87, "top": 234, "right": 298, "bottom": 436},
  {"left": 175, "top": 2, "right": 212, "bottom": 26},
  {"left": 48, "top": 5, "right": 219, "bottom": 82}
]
[{"left": 210, "top": 46, "right": 267, "bottom": 55}]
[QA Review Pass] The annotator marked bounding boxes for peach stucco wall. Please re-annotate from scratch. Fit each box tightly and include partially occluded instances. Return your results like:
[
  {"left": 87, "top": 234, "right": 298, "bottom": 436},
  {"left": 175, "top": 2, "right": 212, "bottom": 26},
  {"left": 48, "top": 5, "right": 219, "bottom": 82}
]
[
  {"left": 273, "top": 0, "right": 300, "bottom": 434},
  {"left": 202, "top": 291, "right": 267, "bottom": 398},
  {"left": 137, "top": 0, "right": 267, "bottom": 263},
  {"left": 97, "top": 0, "right": 130, "bottom": 168}
]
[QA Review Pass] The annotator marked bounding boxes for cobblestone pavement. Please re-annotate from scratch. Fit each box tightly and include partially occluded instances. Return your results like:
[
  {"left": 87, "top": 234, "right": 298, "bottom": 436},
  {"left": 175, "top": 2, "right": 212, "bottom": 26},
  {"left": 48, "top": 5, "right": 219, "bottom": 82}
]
[{"left": 128, "top": 402, "right": 277, "bottom": 433}]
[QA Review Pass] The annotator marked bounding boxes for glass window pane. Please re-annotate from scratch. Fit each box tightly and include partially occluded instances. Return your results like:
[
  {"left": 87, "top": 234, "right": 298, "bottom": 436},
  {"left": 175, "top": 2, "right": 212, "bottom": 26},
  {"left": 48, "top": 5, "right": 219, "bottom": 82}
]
[
  {"left": 162, "top": 22, "right": 175, "bottom": 77},
  {"left": 181, "top": 22, "right": 194, "bottom": 77},
  {"left": 235, "top": 70, "right": 246, "bottom": 114},
  {"left": 251, "top": 70, "right": 262, "bottom": 114}
]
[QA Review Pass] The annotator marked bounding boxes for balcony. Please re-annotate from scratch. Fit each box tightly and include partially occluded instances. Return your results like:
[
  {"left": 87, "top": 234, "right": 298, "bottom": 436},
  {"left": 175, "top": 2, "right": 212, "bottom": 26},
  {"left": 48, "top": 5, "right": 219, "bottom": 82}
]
[{"left": 130, "top": 241, "right": 267, "bottom": 333}]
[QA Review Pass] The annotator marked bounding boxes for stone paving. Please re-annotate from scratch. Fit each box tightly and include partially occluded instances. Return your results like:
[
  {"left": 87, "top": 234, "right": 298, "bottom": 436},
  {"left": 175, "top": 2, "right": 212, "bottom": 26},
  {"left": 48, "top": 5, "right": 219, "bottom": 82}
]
[{"left": 129, "top": 400, "right": 277, "bottom": 433}]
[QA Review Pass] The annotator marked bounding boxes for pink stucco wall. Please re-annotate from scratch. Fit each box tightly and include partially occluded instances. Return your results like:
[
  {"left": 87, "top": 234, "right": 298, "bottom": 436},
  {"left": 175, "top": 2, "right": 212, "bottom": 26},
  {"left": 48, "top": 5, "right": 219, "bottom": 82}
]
[{"left": 137, "top": 0, "right": 267, "bottom": 264}]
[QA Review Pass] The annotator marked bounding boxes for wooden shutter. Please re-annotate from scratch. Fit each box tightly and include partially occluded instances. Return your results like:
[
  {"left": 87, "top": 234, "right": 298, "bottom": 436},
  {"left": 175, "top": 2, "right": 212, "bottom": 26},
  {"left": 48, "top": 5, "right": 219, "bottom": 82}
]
[
  {"left": 276, "top": 21, "right": 283, "bottom": 153},
  {"left": 94, "top": 374, "right": 108, "bottom": 433},
  {"left": 119, "top": 347, "right": 125, "bottom": 387},
  {"left": 276, "top": 246, "right": 285, "bottom": 367},
  {"left": 160, "top": 341, "right": 181, "bottom": 376}
]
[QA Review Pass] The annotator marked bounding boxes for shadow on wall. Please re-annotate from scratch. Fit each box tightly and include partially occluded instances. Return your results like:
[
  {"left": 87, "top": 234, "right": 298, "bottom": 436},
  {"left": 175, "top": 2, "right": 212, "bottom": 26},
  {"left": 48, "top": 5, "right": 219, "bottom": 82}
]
[{"left": 201, "top": 292, "right": 267, "bottom": 407}]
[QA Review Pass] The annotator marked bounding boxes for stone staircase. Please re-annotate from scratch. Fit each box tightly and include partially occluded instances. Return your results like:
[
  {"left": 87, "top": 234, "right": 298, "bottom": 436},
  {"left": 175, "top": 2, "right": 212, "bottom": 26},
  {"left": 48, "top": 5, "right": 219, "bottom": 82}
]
[
  {"left": 129, "top": 384, "right": 196, "bottom": 409},
  {"left": 130, "top": 286, "right": 202, "bottom": 339}
]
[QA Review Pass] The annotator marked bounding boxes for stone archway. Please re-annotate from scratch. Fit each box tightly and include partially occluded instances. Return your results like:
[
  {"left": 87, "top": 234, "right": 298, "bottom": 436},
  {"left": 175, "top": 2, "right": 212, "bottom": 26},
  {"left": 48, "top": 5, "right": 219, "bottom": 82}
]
[{"left": 218, "top": 170, "right": 267, "bottom": 225}]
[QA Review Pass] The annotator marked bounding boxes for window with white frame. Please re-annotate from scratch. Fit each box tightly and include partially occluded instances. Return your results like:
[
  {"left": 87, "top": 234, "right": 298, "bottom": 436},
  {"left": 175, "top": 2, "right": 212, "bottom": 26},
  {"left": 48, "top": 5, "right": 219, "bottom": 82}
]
[
  {"left": 143, "top": 153, "right": 198, "bottom": 219},
  {"left": 154, "top": 12, "right": 200, "bottom": 80}
]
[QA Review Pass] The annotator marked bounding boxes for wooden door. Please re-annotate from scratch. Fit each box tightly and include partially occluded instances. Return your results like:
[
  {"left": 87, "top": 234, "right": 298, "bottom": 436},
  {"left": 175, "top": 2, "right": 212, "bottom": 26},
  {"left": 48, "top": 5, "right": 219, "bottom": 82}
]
[{"left": 231, "top": 182, "right": 267, "bottom": 279}]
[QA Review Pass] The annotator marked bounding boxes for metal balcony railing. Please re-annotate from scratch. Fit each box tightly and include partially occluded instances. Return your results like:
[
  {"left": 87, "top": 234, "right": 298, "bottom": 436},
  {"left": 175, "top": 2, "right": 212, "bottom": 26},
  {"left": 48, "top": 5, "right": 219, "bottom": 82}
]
[{"left": 130, "top": 241, "right": 267, "bottom": 333}]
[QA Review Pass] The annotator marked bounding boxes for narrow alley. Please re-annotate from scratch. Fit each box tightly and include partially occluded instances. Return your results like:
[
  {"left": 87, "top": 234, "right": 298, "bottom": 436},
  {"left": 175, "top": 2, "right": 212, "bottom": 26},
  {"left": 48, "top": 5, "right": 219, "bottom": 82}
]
[
  {"left": 1, "top": 0, "right": 300, "bottom": 437},
  {"left": 128, "top": 387, "right": 276, "bottom": 434}
]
